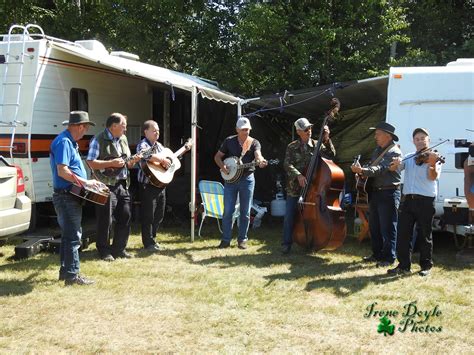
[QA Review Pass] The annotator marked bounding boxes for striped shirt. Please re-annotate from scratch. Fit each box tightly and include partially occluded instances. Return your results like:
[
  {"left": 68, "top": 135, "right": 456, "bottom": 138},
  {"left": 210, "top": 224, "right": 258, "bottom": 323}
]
[{"left": 137, "top": 138, "right": 164, "bottom": 184}]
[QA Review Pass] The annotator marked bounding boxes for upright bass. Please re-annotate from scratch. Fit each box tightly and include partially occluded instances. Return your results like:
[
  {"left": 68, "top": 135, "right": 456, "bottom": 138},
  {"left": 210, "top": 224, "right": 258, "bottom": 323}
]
[{"left": 293, "top": 98, "right": 347, "bottom": 251}]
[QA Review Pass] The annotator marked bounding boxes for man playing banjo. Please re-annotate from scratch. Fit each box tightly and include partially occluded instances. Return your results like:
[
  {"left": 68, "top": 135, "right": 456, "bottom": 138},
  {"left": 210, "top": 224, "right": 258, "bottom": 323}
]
[{"left": 214, "top": 116, "right": 268, "bottom": 249}]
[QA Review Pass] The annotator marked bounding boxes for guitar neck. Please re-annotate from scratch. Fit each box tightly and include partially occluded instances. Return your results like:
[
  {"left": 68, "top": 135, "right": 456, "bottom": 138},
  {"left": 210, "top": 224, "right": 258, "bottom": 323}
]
[
  {"left": 173, "top": 145, "right": 190, "bottom": 159},
  {"left": 239, "top": 161, "right": 259, "bottom": 169}
]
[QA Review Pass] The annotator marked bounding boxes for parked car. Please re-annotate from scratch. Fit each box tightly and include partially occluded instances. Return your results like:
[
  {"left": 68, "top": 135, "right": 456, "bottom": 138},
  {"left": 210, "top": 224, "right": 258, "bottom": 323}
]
[{"left": 0, "top": 156, "right": 31, "bottom": 238}]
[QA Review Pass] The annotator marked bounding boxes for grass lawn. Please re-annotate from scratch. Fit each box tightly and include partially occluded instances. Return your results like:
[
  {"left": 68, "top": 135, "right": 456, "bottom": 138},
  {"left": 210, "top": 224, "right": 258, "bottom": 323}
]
[{"left": 0, "top": 220, "right": 473, "bottom": 353}]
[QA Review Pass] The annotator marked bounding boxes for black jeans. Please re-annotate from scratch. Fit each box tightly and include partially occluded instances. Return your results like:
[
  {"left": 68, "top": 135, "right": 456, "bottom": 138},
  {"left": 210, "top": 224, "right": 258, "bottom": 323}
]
[
  {"left": 95, "top": 182, "right": 131, "bottom": 257},
  {"left": 397, "top": 195, "right": 435, "bottom": 270},
  {"left": 139, "top": 183, "right": 166, "bottom": 248}
]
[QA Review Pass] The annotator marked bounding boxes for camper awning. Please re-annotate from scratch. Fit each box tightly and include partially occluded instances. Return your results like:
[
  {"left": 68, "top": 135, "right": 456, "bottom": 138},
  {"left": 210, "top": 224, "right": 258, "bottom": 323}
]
[
  {"left": 243, "top": 76, "right": 388, "bottom": 119},
  {"left": 50, "top": 41, "right": 240, "bottom": 105}
]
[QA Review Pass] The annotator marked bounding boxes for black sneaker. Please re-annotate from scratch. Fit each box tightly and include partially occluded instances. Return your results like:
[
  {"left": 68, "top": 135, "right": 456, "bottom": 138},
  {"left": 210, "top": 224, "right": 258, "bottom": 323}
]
[
  {"left": 218, "top": 241, "right": 230, "bottom": 249},
  {"left": 113, "top": 251, "right": 134, "bottom": 259},
  {"left": 419, "top": 269, "right": 431, "bottom": 277},
  {"left": 387, "top": 266, "right": 410, "bottom": 275},
  {"left": 237, "top": 241, "right": 248, "bottom": 250},
  {"left": 145, "top": 244, "right": 160, "bottom": 252},
  {"left": 65, "top": 275, "right": 95, "bottom": 286},
  {"left": 362, "top": 255, "right": 378, "bottom": 263},
  {"left": 281, "top": 245, "right": 291, "bottom": 255},
  {"left": 101, "top": 254, "right": 115, "bottom": 262},
  {"left": 376, "top": 261, "right": 394, "bottom": 268}
]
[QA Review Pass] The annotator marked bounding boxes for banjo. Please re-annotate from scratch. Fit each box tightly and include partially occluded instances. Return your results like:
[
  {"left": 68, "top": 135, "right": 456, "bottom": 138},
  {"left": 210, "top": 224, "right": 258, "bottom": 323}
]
[{"left": 221, "top": 157, "right": 279, "bottom": 183}]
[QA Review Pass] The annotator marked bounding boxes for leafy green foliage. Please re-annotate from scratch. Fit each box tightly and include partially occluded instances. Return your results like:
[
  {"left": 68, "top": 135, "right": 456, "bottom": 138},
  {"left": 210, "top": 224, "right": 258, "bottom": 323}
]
[{"left": 0, "top": 1, "right": 472, "bottom": 96}]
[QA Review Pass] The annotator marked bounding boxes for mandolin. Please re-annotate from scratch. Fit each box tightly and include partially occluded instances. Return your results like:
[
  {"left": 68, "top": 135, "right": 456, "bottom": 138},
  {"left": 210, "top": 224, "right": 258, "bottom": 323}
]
[{"left": 101, "top": 143, "right": 157, "bottom": 177}]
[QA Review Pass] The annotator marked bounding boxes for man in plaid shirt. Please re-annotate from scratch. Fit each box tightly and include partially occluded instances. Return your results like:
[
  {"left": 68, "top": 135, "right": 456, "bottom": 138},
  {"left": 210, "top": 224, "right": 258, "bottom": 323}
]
[{"left": 136, "top": 120, "right": 171, "bottom": 252}]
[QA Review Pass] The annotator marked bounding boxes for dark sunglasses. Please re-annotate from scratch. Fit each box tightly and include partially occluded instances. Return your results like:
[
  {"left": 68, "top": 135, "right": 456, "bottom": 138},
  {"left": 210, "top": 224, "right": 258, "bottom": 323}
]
[{"left": 304, "top": 127, "right": 312, "bottom": 132}]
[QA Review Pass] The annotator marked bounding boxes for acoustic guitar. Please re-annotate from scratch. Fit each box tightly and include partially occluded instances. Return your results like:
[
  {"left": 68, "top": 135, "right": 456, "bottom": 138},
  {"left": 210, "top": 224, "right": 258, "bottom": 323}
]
[
  {"left": 142, "top": 138, "right": 193, "bottom": 188},
  {"left": 101, "top": 142, "right": 157, "bottom": 177},
  {"left": 69, "top": 183, "right": 110, "bottom": 205},
  {"left": 220, "top": 157, "right": 280, "bottom": 183},
  {"left": 353, "top": 155, "right": 370, "bottom": 206}
]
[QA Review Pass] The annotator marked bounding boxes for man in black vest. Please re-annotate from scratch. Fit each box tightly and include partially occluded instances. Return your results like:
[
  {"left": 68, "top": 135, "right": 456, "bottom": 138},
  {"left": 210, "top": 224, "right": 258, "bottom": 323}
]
[{"left": 87, "top": 113, "right": 141, "bottom": 261}]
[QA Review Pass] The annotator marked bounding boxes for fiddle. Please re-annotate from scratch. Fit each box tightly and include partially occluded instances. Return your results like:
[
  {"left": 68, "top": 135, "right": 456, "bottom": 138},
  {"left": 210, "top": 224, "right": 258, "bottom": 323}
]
[
  {"left": 414, "top": 149, "right": 445, "bottom": 166},
  {"left": 400, "top": 139, "right": 449, "bottom": 165}
]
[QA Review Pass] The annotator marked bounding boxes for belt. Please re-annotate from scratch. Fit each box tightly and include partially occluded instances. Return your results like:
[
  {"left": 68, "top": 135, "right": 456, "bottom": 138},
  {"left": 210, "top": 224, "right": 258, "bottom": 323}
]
[
  {"left": 374, "top": 185, "right": 400, "bottom": 191},
  {"left": 53, "top": 188, "right": 70, "bottom": 194},
  {"left": 404, "top": 194, "right": 435, "bottom": 200}
]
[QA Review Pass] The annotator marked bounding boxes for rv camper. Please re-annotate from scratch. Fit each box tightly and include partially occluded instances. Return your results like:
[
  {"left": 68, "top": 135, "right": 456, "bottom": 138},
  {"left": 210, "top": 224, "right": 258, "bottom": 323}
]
[
  {"left": 386, "top": 59, "right": 474, "bottom": 229},
  {"left": 0, "top": 24, "right": 239, "bottom": 234}
]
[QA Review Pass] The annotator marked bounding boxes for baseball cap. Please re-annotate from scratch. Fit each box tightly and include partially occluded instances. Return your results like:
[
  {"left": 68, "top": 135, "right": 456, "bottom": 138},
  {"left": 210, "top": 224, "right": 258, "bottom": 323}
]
[
  {"left": 236, "top": 116, "right": 252, "bottom": 129},
  {"left": 294, "top": 117, "right": 313, "bottom": 131}
]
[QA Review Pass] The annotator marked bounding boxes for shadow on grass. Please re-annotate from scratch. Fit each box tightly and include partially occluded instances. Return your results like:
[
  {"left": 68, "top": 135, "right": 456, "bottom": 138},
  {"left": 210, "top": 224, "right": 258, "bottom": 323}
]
[
  {"left": 0, "top": 248, "right": 101, "bottom": 296},
  {"left": 0, "top": 271, "right": 41, "bottom": 296}
]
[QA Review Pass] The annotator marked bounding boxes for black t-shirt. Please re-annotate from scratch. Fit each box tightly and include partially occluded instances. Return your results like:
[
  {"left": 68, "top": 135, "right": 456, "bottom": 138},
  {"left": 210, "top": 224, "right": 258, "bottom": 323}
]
[{"left": 219, "top": 135, "right": 262, "bottom": 173}]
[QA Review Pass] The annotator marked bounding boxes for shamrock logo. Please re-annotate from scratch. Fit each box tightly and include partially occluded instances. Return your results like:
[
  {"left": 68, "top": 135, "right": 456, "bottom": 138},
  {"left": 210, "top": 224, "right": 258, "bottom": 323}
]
[{"left": 377, "top": 316, "right": 395, "bottom": 336}]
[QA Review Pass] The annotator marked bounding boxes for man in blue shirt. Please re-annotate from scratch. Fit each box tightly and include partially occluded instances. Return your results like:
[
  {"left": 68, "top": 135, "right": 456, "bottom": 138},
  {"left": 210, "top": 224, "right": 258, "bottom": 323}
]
[
  {"left": 388, "top": 128, "right": 441, "bottom": 276},
  {"left": 50, "top": 111, "right": 99, "bottom": 286}
]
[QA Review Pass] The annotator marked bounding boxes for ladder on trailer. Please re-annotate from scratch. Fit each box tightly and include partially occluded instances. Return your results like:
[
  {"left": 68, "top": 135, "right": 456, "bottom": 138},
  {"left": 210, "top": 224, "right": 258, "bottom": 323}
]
[{"left": 0, "top": 24, "right": 44, "bottom": 161}]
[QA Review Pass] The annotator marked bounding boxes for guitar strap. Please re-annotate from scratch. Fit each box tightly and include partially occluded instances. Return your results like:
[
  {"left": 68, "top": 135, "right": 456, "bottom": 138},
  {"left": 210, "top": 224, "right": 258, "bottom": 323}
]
[
  {"left": 370, "top": 143, "right": 395, "bottom": 166},
  {"left": 239, "top": 137, "right": 254, "bottom": 162},
  {"left": 355, "top": 143, "right": 395, "bottom": 207}
]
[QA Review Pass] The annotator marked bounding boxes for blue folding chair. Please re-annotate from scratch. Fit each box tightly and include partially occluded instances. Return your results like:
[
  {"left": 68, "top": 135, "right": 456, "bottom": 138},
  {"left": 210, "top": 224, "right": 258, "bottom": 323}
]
[{"left": 198, "top": 180, "right": 239, "bottom": 237}]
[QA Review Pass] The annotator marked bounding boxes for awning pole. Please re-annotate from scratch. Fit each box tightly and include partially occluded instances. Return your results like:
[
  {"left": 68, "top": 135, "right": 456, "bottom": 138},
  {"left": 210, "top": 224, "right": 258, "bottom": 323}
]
[{"left": 190, "top": 86, "right": 198, "bottom": 242}]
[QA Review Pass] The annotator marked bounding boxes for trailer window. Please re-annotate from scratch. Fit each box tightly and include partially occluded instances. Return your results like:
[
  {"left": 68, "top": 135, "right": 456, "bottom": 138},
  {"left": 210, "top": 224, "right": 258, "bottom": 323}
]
[{"left": 70, "top": 88, "right": 88, "bottom": 112}]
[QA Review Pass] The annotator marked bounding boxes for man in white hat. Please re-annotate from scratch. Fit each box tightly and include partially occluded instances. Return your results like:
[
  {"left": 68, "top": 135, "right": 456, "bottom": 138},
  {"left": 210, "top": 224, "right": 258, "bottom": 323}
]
[
  {"left": 50, "top": 111, "right": 100, "bottom": 285},
  {"left": 282, "top": 117, "right": 335, "bottom": 254},
  {"left": 214, "top": 116, "right": 268, "bottom": 249}
]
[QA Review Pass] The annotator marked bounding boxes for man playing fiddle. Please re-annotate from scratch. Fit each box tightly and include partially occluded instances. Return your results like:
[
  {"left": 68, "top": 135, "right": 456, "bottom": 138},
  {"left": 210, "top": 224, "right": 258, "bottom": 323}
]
[{"left": 388, "top": 128, "right": 442, "bottom": 276}]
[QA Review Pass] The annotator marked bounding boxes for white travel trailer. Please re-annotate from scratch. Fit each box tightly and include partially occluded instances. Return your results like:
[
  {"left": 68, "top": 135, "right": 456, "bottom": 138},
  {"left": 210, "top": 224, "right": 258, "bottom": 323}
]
[
  {"left": 0, "top": 24, "right": 239, "bottom": 238},
  {"left": 386, "top": 59, "right": 474, "bottom": 228}
]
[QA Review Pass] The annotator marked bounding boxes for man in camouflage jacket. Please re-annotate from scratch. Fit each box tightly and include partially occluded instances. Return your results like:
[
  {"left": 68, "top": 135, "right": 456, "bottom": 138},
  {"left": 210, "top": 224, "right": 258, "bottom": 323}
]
[{"left": 282, "top": 117, "right": 336, "bottom": 254}]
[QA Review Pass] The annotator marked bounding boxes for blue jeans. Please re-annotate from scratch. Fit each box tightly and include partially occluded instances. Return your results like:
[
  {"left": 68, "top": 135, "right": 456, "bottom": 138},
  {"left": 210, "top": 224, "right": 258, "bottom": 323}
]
[
  {"left": 369, "top": 189, "right": 401, "bottom": 263},
  {"left": 53, "top": 192, "right": 83, "bottom": 279},
  {"left": 282, "top": 195, "right": 299, "bottom": 247},
  {"left": 222, "top": 174, "right": 255, "bottom": 243}
]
